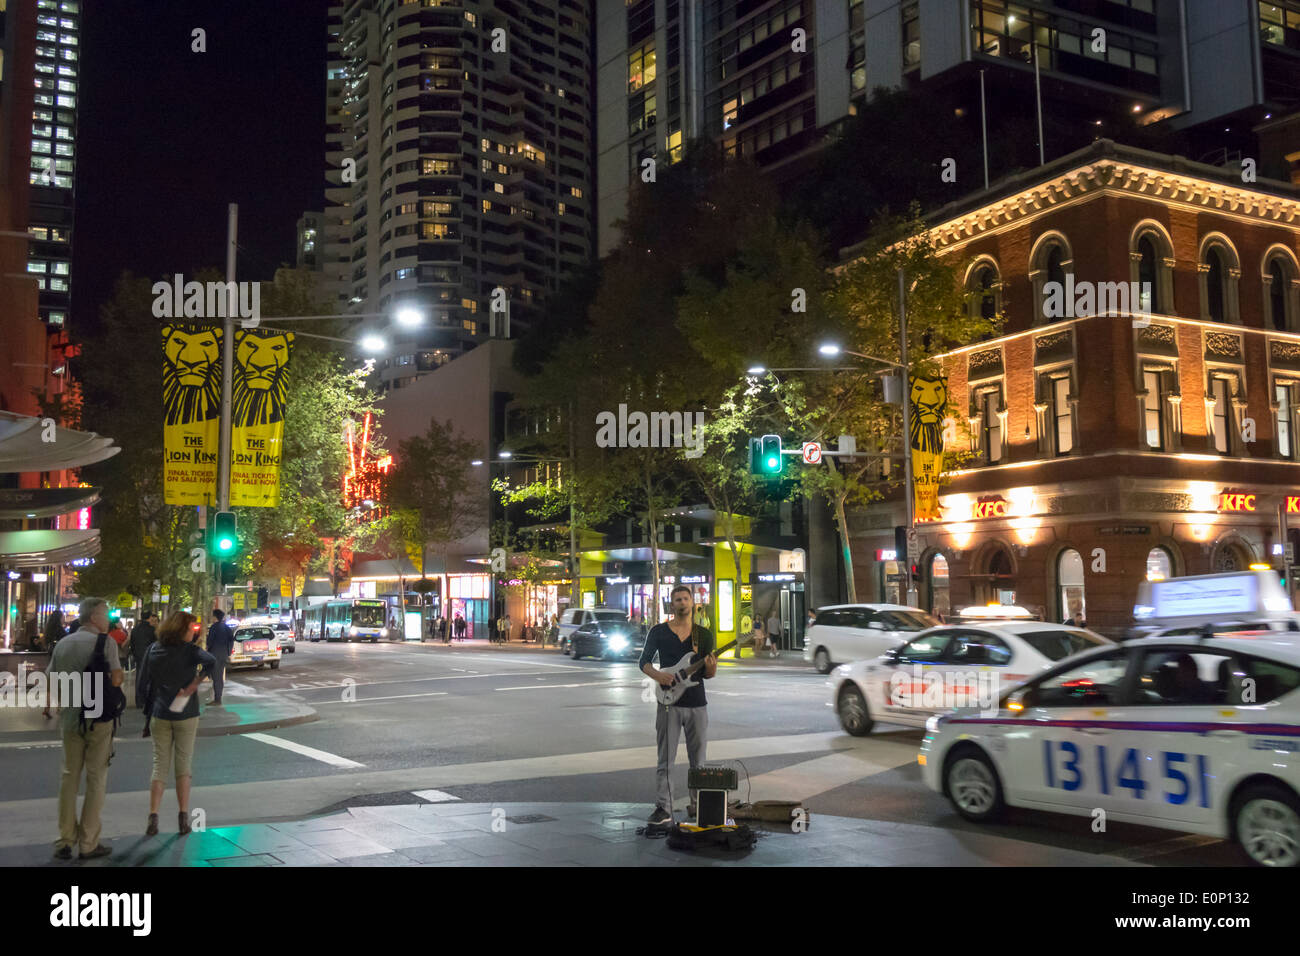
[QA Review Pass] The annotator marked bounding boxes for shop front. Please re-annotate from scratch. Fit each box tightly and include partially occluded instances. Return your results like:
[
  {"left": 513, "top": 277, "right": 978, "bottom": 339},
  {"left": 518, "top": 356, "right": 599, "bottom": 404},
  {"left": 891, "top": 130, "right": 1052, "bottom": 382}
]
[{"left": 894, "top": 481, "right": 1294, "bottom": 639}]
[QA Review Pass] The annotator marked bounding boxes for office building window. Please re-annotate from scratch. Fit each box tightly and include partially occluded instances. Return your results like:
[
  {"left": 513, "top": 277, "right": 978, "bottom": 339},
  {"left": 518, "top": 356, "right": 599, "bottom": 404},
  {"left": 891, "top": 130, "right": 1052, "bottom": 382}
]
[
  {"left": 628, "top": 43, "right": 655, "bottom": 93},
  {"left": 1276, "top": 381, "right": 1297, "bottom": 460},
  {"left": 902, "top": 2, "right": 920, "bottom": 70}
]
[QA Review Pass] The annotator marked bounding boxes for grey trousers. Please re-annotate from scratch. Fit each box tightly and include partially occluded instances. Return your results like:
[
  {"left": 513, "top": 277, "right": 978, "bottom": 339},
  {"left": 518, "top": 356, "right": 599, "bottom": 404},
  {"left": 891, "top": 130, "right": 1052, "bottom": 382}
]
[
  {"left": 655, "top": 704, "right": 708, "bottom": 811},
  {"left": 210, "top": 652, "right": 229, "bottom": 701}
]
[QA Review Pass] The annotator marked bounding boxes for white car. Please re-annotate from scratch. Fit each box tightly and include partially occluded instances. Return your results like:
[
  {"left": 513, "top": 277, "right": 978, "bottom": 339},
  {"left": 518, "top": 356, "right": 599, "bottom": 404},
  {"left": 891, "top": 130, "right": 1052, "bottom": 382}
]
[
  {"left": 920, "top": 634, "right": 1300, "bottom": 866},
  {"left": 804, "top": 604, "right": 938, "bottom": 674},
  {"left": 228, "top": 625, "right": 282, "bottom": 670},
  {"left": 273, "top": 622, "right": 295, "bottom": 653},
  {"left": 831, "top": 621, "right": 1110, "bottom": 735}
]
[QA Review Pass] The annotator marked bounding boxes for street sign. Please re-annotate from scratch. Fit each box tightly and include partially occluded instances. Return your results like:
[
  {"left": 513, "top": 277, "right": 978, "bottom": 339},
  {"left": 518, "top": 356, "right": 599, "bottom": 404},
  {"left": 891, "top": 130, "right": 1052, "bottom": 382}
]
[
  {"left": 232, "top": 592, "right": 245, "bottom": 610},
  {"left": 280, "top": 577, "right": 291, "bottom": 597},
  {"left": 160, "top": 585, "right": 170, "bottom": 603},
  {"left": 906, "top": 529, "right": 920, "bottom": 563},
  {"left": 114, "top": 591, "right": 134, "bottom": 609},
  {"left": 801, "top": 441, "right": 822, "bottom": 464}
]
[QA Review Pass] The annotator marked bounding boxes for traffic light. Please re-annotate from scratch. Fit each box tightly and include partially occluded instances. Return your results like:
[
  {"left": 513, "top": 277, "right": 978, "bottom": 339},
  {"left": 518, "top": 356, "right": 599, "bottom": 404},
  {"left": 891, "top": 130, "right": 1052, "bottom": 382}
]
[
  {"left": 213, "top": 511, "right": 237, "bottom": 557},
  {"left": 760, "top": 434, "right": 783, "bottom": 475}
]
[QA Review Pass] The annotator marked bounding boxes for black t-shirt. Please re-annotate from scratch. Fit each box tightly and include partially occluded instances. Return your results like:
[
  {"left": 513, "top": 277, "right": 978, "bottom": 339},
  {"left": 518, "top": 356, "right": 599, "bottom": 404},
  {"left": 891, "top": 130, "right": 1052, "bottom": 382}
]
[{"left": 639, "top": 621, "right": 714, "bottom": 708}]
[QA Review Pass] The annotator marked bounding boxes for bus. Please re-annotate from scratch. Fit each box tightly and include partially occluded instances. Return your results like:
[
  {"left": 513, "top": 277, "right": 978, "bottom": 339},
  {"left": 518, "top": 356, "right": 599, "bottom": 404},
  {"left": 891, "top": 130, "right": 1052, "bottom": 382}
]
[{"left": 301, "top": 599, "right": 390, "bottom": 642}]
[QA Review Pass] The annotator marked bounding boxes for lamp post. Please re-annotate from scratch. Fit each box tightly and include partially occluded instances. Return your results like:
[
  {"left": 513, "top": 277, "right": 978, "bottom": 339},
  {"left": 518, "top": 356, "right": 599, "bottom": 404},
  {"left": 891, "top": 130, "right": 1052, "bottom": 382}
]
[{"left": 817, "top": 268, "right": 917, "bottom": 606}]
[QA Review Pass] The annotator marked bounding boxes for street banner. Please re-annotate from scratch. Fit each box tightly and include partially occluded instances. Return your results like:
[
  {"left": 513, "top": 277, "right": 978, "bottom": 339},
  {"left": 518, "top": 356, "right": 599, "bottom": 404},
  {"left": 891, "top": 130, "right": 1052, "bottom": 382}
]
[
  {"left": 161, "top": 324, "right": 222, "bottom": 505},
  {"left": 233, "top": 591, "right": 245, "bottom": 610},
  {"left": 229, "top": 329, "right": 294, "bottom": 507},
  {"left": 280, "top": 577, "right": 291, "bottom": 597},
  {"left": 909, "top": 374, "right": 947, "bottom": 522}
]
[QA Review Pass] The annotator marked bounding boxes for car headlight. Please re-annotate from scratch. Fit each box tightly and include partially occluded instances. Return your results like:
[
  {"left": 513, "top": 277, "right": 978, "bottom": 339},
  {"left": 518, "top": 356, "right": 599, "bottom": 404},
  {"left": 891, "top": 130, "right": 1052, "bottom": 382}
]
[
  {"left": 608, "top": 636, "right": 628, "bottom": 650},
  {"left": 925, "top": 715, "right": 945, "bottom": 733},
  {"left": 349, "top": 627, "right": 358, "bottom": 635}
]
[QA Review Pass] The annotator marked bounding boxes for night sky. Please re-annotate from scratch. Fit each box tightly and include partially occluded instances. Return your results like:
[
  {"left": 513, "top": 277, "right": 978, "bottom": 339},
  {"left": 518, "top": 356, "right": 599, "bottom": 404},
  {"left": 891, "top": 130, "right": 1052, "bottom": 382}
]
[{"left": 73, "top": 0, "right": 326, "bottom": 334}]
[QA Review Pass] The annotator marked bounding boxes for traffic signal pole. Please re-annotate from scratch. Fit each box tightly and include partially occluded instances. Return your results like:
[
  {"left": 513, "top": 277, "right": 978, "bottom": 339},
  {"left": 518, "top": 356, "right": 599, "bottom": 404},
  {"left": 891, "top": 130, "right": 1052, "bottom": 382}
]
[{"left": 212, "top": 204, "right": 238, "bottom": 616}]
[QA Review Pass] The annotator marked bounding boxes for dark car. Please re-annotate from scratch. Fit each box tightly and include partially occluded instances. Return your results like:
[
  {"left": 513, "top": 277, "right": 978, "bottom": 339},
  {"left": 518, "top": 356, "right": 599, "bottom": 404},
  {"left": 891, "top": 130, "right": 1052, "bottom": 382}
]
[{"left": 570, "top": 618, "right": 644, "bottom": 661}]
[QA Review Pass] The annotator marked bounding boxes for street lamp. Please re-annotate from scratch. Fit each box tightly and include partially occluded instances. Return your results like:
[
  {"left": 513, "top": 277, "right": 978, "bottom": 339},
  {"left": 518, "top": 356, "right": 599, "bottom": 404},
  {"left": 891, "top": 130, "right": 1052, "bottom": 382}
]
[
  {"left": 359, "top": 334, "right": 387, "bottom": 354},
  {"left": 817, "top": 269, "right": 918, "bottom": 607}
]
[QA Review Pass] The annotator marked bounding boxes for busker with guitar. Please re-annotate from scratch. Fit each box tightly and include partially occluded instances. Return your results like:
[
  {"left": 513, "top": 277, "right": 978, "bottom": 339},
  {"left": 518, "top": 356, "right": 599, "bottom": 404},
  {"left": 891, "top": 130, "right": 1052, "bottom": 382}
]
[{"left": 640, "top": 584, "right": 717, "bottom": 824}]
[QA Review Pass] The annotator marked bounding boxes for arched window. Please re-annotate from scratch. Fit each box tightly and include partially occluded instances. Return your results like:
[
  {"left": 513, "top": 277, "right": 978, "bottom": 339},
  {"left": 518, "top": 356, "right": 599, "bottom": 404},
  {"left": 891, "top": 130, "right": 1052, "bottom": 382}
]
[
  {"left": 1129, "top": 222, "right": 1174, "bottom": 317},
  {"left": 977, "top": 265, "right": 997, "bottom": 321},
  {"left": 1145, "top": 547, "right": 1173, "bottom": 580},
  {"left": 1199, "top": 235, "right": 1240, "bottom": 324},
  {"left": 1263, "top": 248, "right": 1300, "bottom": 333},
  {"left": 1030, "top": 233, "right": 1073, "bottom": 326},
  {"left": 1057, "top": 548, "right": 1085, "bottom": 623}
]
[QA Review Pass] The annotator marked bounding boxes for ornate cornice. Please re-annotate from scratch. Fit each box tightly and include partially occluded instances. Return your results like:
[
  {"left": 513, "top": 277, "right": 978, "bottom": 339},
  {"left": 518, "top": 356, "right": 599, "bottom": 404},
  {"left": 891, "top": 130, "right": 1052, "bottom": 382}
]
[{"left": 930, "top": 160, "right": 1300, "bottom": 253}]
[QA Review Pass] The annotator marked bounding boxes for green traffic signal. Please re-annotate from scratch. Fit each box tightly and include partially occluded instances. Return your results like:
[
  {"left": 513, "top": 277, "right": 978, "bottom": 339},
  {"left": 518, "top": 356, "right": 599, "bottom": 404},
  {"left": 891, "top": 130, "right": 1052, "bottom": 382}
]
[
  {"left": 213, "top": 511, "right": 238, "bottom": 556},
  {"left": 760, "top": 434, "right": 783, "bottom": 475}
]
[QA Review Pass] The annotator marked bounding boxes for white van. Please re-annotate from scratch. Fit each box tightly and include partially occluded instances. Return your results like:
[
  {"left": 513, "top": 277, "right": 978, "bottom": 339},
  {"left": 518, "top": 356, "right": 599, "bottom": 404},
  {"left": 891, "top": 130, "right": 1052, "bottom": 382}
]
[{"left": 803, "top": 604, "right": 938, "bottom": 673}]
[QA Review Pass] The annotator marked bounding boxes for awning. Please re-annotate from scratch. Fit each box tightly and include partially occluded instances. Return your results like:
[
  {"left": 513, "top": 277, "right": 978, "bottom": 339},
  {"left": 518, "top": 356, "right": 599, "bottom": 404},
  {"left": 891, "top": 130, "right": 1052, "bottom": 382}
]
[
  {"left": 0, "top": 486, "right": 101, "bottom": 520},
  {"left": 0, "top": 529, "right": 101, "bottom": 568},
  {"left": 0, "top": 411, "right": 120, "bottom": 473}
]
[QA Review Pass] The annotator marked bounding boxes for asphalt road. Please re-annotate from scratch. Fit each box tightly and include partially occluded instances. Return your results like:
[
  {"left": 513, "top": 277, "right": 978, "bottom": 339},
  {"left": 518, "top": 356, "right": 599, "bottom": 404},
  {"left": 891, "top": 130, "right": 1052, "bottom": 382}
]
[{"left": 0, "top": 640, "right": 1244, "bottom": 865}]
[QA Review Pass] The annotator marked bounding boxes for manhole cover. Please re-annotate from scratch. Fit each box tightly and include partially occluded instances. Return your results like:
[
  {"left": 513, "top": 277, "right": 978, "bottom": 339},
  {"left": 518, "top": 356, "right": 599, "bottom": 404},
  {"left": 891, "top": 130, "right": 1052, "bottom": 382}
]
[{"left": 504, "top": 814, "right": 558, "bottom": 825}]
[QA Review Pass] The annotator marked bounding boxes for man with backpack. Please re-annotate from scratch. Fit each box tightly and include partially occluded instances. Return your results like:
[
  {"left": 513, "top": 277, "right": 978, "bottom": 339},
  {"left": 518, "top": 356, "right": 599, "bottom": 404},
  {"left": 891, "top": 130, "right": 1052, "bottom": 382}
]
[{"left": 45, "top": 597, "right": 125, "bottom": 860}]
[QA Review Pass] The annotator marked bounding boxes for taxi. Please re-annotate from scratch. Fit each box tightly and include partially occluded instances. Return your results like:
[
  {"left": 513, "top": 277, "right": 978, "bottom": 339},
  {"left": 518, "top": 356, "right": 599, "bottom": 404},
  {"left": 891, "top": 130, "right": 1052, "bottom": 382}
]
[
  {"left": 229, "top": 624, "right": 282, "bottom": 670},
  {"left": 919, "top": 631, "right": 1300, "bottom": 866},
  {"left": 830, "top": 620, "right": 1109, "bottom": 735}
]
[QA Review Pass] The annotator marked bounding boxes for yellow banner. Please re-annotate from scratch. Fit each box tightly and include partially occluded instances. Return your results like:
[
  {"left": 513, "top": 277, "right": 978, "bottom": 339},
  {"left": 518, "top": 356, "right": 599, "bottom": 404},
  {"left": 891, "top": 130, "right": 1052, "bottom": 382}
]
[
  {"left": 161, "top": 324, "right": 221, "bottom": 505},
  {"left": 232, "top": 591, "right": 245, "bottom": 610},
  {"left": 280, "top": 577, "right": 292, "bottom": 597},
  {"left": 909, "top": 375, "right": 947, "bottom": 522},
  {"left": 229, "top": 330, "right": 294, "bottom": 507}
]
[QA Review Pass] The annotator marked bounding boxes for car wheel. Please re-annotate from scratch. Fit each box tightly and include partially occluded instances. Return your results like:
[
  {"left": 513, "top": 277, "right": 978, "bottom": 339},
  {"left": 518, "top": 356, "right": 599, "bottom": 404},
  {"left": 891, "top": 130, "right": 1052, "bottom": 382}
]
[
  {"left": 943, "top": 747, "right": 1005, "bottom": 823},
  {"left": 836, "top": 684, "right": 873, "bottom": 736},
  {"left": 572, "top": 644, "right": 582, "bottom": 660},
  {"left": 1232, "top": 783, "right": 1300, "bottom": 867},
  {"left": 257, "top": 663, "right": 265, "bottom": 670},
  {"left": 270, "top": 661, "right": 280, "bottom": 670},
  {"left": 813, "top": 647, "right": 832, "bottom": 674}
]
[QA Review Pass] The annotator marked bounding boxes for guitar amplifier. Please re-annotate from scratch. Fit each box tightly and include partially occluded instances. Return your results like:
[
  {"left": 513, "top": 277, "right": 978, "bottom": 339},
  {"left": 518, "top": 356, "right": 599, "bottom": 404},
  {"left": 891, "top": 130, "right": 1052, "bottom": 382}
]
[{"left": 688, "top": 765, "right": 738, "bottom": 792}]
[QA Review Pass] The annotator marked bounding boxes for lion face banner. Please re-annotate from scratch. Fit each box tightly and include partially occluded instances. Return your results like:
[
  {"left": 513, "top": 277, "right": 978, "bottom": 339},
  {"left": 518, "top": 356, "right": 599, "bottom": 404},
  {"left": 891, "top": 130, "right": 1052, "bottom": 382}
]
[
  {"left": 229, "top": 329, "right": 294, "bottom": 507},
  {"left": 909, "top": 374, "right": 947, "bottom": 522},
  {"left": 162, "top": 324, "right": 222, "bottom": 505}
]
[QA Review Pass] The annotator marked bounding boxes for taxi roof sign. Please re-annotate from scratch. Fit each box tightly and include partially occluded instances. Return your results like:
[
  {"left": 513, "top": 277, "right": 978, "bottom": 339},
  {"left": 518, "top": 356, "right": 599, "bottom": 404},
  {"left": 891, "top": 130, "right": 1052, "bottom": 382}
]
[{"left": 1133, "top": 570, "right": 1292, "bottom": 626}]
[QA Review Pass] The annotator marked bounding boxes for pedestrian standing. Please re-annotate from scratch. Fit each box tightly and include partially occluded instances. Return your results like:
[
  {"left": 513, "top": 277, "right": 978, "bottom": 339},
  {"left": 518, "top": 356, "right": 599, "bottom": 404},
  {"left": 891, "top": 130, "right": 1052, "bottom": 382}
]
[
  {"left": 455, "top": 614, "right": 466, "bottom": 641},
  {"left": 128, "top": 610, "right": 158, "bottom": 672},
  {"left": 438, "top": 615, "right": 448, "bottom": 643},
  {"left": 205, "top": 608, "right": 236, "bottom": 706},
  {"left": 43, "top": 610, "right": 68, "bottom": 651},
  {"left": 502, "top": 613, "right": 513, "bottom": 643},
  {"left": 45, "top": 597, "right": 123, "bottom": 860},
  {"left": 138, "top": 611, "right": 215, "bottom": 836},
  {"left": 108, "top": 616, "right": 129, "bottom": 657}
]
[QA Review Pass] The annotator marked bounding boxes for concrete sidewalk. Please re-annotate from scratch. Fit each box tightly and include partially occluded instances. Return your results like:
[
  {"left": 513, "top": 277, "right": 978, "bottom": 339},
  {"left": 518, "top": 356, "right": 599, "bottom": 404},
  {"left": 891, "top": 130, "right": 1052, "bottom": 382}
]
[
  {"left": 0, "top": 799, "right": 1142, "bottom": 867},
  {"left": 0, "top": 677, "right": 317, "bottom": 742}
]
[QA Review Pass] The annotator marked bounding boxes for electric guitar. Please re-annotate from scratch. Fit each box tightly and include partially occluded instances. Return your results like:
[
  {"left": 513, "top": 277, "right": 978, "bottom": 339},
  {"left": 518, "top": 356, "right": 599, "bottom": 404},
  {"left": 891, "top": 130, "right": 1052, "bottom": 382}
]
[{"left": 655, "top": 640, "right": 737, "bottom": 705}]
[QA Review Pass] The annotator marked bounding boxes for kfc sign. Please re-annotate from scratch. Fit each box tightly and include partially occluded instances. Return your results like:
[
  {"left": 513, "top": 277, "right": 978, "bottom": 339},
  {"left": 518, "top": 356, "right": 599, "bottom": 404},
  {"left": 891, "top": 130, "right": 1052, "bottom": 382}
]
[
  {"left": 1218, "top": 489, "right": 1257, "bottom": 513},
  {"left": 972, "top": 496, "right": 1010, "bottom": 519},
  {"left": 1287, "top": 495, "right": 1300, "bottom": 514}
]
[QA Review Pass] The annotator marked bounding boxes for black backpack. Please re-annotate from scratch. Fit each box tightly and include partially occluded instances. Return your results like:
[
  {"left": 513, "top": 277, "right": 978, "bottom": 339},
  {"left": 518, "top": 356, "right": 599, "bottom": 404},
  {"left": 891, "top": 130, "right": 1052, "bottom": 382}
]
[{"left": 79, "top": 633, "right": 127, "bottom": 732}]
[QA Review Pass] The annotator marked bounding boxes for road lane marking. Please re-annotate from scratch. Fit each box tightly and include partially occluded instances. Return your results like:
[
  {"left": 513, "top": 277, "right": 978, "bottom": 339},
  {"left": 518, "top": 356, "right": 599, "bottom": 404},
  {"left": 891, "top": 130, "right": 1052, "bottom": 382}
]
[
  {"left": 313, "top": 691, "right": 449, "bottom": 705},
  {"left": 243, "top": 732, "right": 366, "bottom": 768},
  {"left": 275, "top": 669, "right": 583, "bottom": 692},
  {"left": 411, "top": 789, "right": 461, "bottom": 803},
  {"left": 495, "top": 681, "right": 639, "bottom": 691}
]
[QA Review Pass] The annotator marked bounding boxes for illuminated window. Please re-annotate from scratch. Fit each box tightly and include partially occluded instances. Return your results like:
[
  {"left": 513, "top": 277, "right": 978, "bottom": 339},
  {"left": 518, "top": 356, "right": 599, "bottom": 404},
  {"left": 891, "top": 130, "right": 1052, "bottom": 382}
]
[
  {"left": 1142, "top": 368, "right": 1165, "bottom": 450},
  {"left": 628, "top": 43, "right": 656, "bottom": 92}
]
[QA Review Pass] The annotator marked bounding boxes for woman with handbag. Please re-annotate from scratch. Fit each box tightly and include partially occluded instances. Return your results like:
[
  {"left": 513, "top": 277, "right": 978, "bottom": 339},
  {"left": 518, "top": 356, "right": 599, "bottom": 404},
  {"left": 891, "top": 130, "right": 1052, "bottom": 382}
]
[{"left": 137, "top": 611, "right": 215, "bottom": 836}]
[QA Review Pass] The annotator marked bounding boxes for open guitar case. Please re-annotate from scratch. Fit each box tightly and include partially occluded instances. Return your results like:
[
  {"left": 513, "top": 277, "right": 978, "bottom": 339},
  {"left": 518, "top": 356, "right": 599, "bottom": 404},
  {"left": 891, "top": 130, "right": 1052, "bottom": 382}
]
[{"left": 666, "top": 821, "right": 757, "bottom": 852}]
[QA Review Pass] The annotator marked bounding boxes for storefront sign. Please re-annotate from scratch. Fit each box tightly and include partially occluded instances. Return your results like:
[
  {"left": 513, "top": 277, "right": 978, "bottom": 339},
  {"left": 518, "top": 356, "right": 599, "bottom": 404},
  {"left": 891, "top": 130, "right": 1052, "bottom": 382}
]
[
  {"left": 1099, "top": 525, "right": 1151, "bottom": 535},
  {"left": 1218, "top": 489, "right": 1256, "bottom": 512},
  {"left": 757, "top": 573, "right": 797, "bottom": 582},
  {"left": 604, "top": 576, "right": 629, "bottom": 584},
  {"left": 876, "top": 549, "right": 898, "bottom": 561},
  {"left": 679, "top": 575, "right": 707, "bottom": 584},
  {"left": 972, "top": 496, "right": 1009, "bottom": 519},
  {"left": 1287, "top": 496, "right": 1300, "bottom": 514}
]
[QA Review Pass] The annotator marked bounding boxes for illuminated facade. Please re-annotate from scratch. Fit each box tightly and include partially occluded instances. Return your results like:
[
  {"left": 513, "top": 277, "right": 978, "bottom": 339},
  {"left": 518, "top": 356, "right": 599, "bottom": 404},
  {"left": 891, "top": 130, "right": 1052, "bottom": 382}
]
[
  {"left": 342, "top": 412, "right": 391, "bottom": 520},
  {"left": 852, "top": 139, "right": 1300, "bottom": 638}
]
